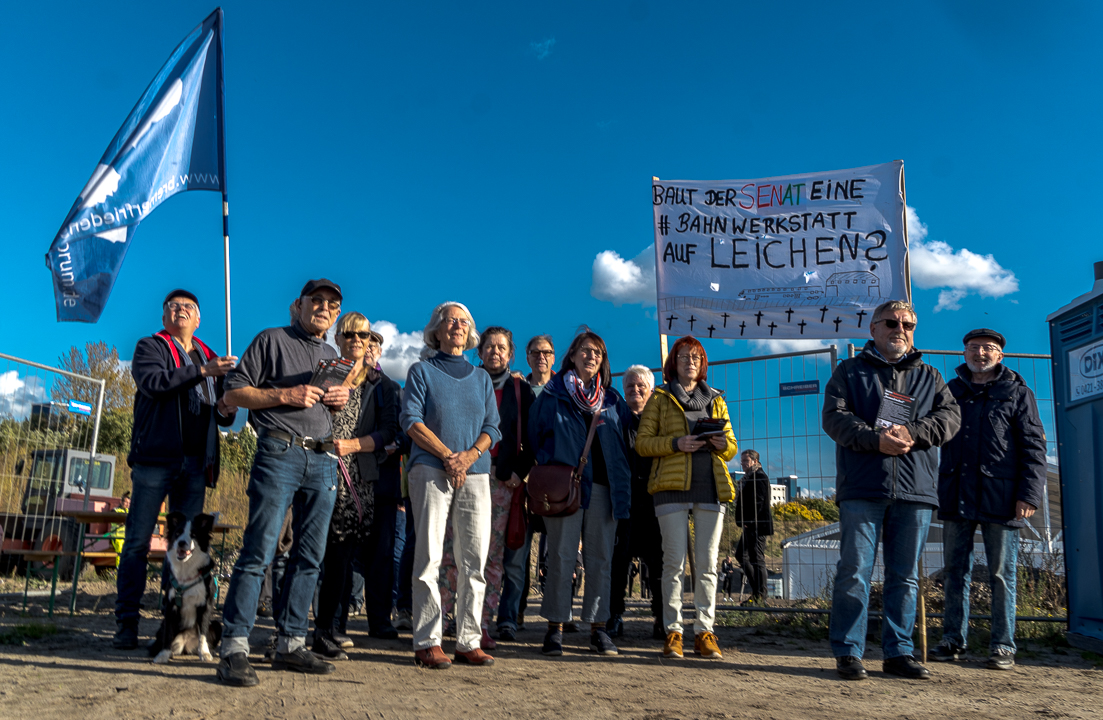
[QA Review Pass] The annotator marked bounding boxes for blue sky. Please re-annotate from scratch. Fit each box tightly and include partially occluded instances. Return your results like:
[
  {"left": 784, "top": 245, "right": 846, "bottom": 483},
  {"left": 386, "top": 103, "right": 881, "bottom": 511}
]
[{"left": 3, "top": 0, "right": 1101, "bottom": 389}]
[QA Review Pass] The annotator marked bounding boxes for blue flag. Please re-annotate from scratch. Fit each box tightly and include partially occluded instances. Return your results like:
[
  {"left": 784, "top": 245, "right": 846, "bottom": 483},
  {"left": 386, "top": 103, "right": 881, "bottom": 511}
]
[{"left": 46, "top": 9, "right": 225, "bottom": 322}]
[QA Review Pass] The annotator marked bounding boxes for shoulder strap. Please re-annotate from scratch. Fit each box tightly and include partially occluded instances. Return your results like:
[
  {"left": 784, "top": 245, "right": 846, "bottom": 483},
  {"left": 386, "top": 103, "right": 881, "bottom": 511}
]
[
  {"left": 513, "top": 376, "right": 522, "bottom": 455},
  {"left": 154, "top": 330, "right": 182, "bottom": 368},
  {"left": 575, "top": 408, "right": 602, "bottom": 476}
]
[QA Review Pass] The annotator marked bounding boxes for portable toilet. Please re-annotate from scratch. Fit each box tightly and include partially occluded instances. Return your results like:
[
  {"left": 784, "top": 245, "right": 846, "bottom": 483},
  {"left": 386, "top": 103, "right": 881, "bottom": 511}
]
[{"left": 1046, "top": 261, "right": 1103, "bottom": 652}]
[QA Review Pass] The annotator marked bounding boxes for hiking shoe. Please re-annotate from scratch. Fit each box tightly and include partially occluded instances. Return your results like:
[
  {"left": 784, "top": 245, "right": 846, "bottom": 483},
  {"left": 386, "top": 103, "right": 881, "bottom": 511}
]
[
  {"left": 590, "top": 629, "right": 618, "bottom": 656},
  {"left": 563, "top": 621, "right": 579, "bottom": 633},
  {"left": 929, "top": 642, "right": 963, "bottom": 662},
  {"left": 836, "top": 655, "right": 868, "bottom": 681},
  {"left": 481, "top": 627, "right": 497, "bottom": 650},
  {"left": 497, "top": 625, "right": 517, "bottom": 642},
  {"left": 112, "top": 622, "right": 139, "bottom": 650},
  {"left": 883, "top": 654, "right": 930, "bottom": 679},
  {"left": 272, "top": 646, "right": 336, "bottom": 674},
  {"left": 663, "top": 631, "right": 684, "bottom": 659},
  {"left": 694, "top": 632, "right": 723, "bottom": 659},
  {"left": 369, "top": 625, "right": 399, "bottom": 640},
  {"left": 986, "top": 648, "right": 1016, "bottom": 670},
  {"left": 541, "top": 627, "right": 563, "bottom": 656},
  {"left": 393, "top": 609, "right": 413, "bottom": 631},
  {"left": 454, "top": 648, "right": 495, "bottom": 666},
  {"left": 606, "top": 615, "right": 624, "bottom": 638},
  {"left": 311, "top": 633, "right": 348, "bottom": 661},
  {"left": 217, "top": 652, "right": 259, "bottom": 687},
  {"left": 414, "top": 645, "right": 452, "bottom": 669},
  {"left": 331, "top": 631, "right": 354, "bottom": 649},
  {"left": 256, "top": 600, "right": 273, "bottom": 618}
]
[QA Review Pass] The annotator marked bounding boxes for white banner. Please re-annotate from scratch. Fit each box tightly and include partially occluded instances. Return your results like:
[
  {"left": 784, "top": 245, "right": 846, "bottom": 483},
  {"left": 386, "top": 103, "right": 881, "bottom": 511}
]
[{"left": 652, "top": 161, "right": 908, "bottom": 340}]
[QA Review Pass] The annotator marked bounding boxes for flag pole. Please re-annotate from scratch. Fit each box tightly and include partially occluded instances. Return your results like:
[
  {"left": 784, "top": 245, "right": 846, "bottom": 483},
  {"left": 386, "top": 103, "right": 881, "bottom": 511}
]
[{"left": 214, "top": 8, "right": 231, "bottom": 355}]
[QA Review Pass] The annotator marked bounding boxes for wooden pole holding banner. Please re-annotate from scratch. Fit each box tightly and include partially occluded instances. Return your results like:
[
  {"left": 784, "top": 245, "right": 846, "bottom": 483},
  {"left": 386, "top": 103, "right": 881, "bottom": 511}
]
[{"left": 918, "top": 557, "right": 928, "bottom": 663}]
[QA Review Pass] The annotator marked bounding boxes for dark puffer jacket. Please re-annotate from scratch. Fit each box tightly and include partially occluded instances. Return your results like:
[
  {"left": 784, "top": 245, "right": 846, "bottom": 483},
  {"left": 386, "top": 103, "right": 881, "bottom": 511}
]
[
  {"left": 937, "top": 364, "right": 1047, "bottom": 527},
  {"left": 822, "top": 341, "right": 961, "bottom": 506}
]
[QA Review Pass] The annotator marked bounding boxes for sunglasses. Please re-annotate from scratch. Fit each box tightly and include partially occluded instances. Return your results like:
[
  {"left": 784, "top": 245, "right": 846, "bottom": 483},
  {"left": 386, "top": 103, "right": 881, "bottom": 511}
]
[
  {"left": 876, "top": 318, "right": 916, "bottom": 331},
  {"left": 341, "top": 331, "right": 372, "bottom": 340}
]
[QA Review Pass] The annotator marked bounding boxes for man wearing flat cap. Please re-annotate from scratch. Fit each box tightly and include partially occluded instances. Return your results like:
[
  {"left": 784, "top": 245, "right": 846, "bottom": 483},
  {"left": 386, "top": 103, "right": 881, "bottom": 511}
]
[
  {"left": 930, "top": 328, "right": 1047, "bottom": 671},
  {"left": 114, "top": 290, "right": 238, "bottom": 649},
  {"left": 217, "top": 279, "right": 350, "bottom": 686}
]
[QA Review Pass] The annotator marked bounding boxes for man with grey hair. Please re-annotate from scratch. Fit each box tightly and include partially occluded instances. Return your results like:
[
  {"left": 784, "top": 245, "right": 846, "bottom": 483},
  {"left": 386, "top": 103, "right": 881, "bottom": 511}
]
[
  {"left": 931, "top": 328, "right": 1046, "bottom": 670},
  {"left": 216, "top": 279, "right": 350, "bottom": 686},
  {"left": 607, "top": 365, "right": 665, "bottom": 639},
  {"left": 823, "top": 300, "right": 960, "bottom": 681}
]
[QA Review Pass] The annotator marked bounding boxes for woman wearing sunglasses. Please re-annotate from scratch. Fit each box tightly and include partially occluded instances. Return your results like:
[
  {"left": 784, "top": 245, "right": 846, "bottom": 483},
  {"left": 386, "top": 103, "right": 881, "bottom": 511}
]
[{"left": 636, "top": 336, "right": 738, "bottom": 660}]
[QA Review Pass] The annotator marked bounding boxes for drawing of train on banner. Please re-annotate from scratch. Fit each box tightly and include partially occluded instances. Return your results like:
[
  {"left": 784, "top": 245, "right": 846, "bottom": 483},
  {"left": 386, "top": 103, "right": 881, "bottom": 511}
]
[{"left": 658, "top": 271, "right": 880, "bottom": 311}]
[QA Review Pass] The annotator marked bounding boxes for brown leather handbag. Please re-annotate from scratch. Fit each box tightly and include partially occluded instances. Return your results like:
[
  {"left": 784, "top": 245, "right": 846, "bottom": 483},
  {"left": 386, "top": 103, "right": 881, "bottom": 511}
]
[{"left": 527, "top": 408, "right": 602, "bottom": 517}]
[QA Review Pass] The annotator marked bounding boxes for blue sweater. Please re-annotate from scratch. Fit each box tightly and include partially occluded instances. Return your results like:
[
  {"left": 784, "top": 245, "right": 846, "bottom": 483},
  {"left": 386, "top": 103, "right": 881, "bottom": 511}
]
[{"left": 400, "top": 354, "right": 502, "bottom": 475}]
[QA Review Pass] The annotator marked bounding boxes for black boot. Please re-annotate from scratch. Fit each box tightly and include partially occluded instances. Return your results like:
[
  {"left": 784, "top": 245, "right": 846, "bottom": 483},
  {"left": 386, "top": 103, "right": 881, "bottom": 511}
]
[{"left": 112, "top": 620, "right": 139, "bottom": 650}]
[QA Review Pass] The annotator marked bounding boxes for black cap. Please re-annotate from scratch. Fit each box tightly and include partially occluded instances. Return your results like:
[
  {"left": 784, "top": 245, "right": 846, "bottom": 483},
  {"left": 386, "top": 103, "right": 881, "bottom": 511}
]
[
  {"left": 300, "top": 278, "right": 342, "bottom": 301},
  {"left": 963, "top": 328, "right": 1006, "bottom": 348},
  {"left": 163, "top": 289, "right": 199, "bottom": 308}
]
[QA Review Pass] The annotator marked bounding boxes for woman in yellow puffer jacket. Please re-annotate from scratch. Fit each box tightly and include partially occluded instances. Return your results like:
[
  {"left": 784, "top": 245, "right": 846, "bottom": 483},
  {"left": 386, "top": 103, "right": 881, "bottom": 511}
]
[{"left": 636, "top": 336, "right": 738, "bottom": 661}]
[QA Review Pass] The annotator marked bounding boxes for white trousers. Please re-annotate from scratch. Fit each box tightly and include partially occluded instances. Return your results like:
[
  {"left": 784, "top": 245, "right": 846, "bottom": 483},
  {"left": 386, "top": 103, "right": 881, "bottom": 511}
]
[
  {"left": 657, "top": 507, "right": 724, "bottom": 635},
  {"left": 408, "top": 464, "right": 491, "bottom": 652}
]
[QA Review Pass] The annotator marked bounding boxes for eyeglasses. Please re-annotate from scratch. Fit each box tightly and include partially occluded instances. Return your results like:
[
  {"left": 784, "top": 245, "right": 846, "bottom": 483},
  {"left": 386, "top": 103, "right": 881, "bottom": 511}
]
[
  {"left": 676, "top": 353, "right": 703, "bottom": 364},
  {"left": 341, "top": 331, "right": 372, "bottom": 340},
  {"left": 306, "top": 295, "right": 341, "bottom": 310},
  {"left": 966, "top": 343, "right": 1001, "bottom": 354},
  {"left": 443, "top": 317, "right": 470, "bottom": 328},
  {"left": 577, "top": 346, "right": 603, "bottom": 358},
  {"left": 875, "top": 318, "right": 916, "bottom": 331},
  {"left": 166, "top": 302, "right": 197, "bottom": 312},
  {"left": 528, "top": 349, "right": 554, "bottom": 357}
]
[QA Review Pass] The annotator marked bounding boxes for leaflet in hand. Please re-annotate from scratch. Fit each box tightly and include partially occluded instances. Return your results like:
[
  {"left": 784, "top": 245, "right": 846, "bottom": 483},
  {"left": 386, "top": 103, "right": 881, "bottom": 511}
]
[
  {"left": 693, "top": 417, "right": 729, "bottom": 438},
  {"left": 875, "top": 389, "right": 916, "bottom": 429},
  {"left": 309, "top": 357, "right": 356, "bottom": 390}
]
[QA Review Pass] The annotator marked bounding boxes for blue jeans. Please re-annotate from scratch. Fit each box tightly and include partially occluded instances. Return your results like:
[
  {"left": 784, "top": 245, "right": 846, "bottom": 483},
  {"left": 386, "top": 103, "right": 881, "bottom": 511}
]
[
  {"left": 830, "top": 498, "right": 933, "bottom": 660},
  {"left": 220, "top": 436, "right": 337, "bottom": 656},
  {"left": 497, "top": 525, "right": 533, "bottom": 631},
  {"left": 115, "top": 457, "right": 206, "bottom": 624},
  {"left": 395, "top": 497, "right": 416, "bottom": 613},
  {"left": 941, "top": 519, "right": 1019, "bottom": 653}
]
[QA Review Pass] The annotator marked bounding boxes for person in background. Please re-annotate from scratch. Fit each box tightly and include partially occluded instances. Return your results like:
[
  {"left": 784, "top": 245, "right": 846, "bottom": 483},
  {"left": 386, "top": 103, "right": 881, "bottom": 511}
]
[
  {"left": 720, "top": 556, "right": 737, "bottom": 603},
  {"left": 636, "top": 336, "right": 738, "bottom": 661},
  {"left": 733, "top": 450, "right": 774, "bottom": 605},
  {"left": 930, "top": 328, "right": 1046, "bottom": 671},
  {"left": 400, "top": 301, "right": 501, "bottom": 669},
  {"left": 607, "top": 365, "right": 664, "bottom": 640},
  {"left": 526, "top": 335, "right": 555, "bottom": 396},
  {"left": 529, "top": 331, "right": 631, "bottom": 658},
  {"left": 822, "top": 300, "right": 960, "bottom": 681},
  {"left": 109, "top": 492, "right": 131, "bottom": 568}
]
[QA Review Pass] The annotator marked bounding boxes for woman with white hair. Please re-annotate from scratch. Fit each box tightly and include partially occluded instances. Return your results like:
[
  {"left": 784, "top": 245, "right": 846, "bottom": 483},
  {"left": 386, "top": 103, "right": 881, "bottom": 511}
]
[{"left": 400, "top": 301, "right": 501, "bottom": 669}]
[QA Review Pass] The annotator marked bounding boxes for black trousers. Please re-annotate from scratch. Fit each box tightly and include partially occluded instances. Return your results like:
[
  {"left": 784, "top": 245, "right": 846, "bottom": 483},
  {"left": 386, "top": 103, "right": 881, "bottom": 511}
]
[
  {"left": 316, "top": 537, "right": 358, "bottom": 635},
  {"left": 357, "top": 497, "right": 399, "bottom": 632},
  {"left": 610, "top": 513, "right": 664, "bottom": 619},
  {"left": 735, "top": 529, "right": 768, "bottom": 599}
]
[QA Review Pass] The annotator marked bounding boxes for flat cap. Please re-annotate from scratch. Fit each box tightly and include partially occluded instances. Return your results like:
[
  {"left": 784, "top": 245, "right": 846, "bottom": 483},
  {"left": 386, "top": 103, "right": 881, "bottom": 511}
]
[
  {"left": 963, "top": 328, "right": 1006, "bottom": 348},
  {"left": 300, "top": 278, "right": 342, "bottom": 301},
  {"left": 163, "top": 289, "right": 199, "bottom": 308}
]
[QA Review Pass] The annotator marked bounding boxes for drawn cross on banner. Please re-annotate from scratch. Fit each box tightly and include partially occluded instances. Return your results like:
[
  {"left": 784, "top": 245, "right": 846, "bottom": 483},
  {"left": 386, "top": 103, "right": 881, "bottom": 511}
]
[
  {"left": 687, "top": 315, "right": 697, "bottom": 331},
  {"left": 856, "top": 310, "right": 868, "bottom": 328},
  {"left": 768, "top": 322, "right": 778, "bottom": 336},
  {"left": 739, "top": 321, "right": 746, "bottom": 336},
  {"left": 798, "top": 320, "right": 807, "bottom": 335},
  {"left": 833, "top": 317, "right": 843, "bottom": 332},
  {"left": 754, "top": 311, "right": 764, "bottom": 326},
  {"left": 707, "top": 324, "right": 716, "bottom": 337},
  {"left": 820, "top": 306, "right": 830, "bottom": 322},
  {"left": 785, "top": 308, "right": 794, "bottom": 322},
  {"left": 666, "top": 314, "right": 678, "bottom": 331},
  {"left": 721, "top": 312, "right": 731, "bottom": 328}
]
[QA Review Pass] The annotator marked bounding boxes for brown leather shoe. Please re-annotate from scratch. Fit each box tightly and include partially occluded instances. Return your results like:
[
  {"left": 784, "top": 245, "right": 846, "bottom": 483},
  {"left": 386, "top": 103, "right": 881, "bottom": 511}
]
[
  {"left": 414, "top": 646, "right": 452, "bottom": 669},
  {"left": 454, "top": 648, "right": 495, "bottom": 666}
]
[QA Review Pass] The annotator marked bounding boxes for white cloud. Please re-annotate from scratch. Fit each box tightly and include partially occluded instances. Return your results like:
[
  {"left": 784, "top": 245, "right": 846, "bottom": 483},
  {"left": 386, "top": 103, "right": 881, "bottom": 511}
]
[
  {"left": 907, "top": 206, "right": 1019, "bottom": 312},
  {"left": 749, "top": 338, "right": 833, "bottom": 355},
  {"left": 372, "top": 320, "right": 424, "bottom": 382},
  {"left": 531, "top": 38, "right": 556, "bottom": 60},
  {"left": 0, "top": 370, "right": 49, "bottom": 420},
  {"left": 591, "top": 245, "right": 656, "bottom": 307}
]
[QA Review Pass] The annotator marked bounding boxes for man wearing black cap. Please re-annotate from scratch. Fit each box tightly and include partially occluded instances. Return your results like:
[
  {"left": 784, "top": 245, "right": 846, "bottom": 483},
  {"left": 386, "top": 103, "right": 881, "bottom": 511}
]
[
  {"left": 217, "top": 279, "right": 350, "bottom": 686},
  {"left": 930, "top": 328, "right": 1046, "bottom": 671},
  {"left": 113, "top": 290, "right": 239, "bottom": 649}
]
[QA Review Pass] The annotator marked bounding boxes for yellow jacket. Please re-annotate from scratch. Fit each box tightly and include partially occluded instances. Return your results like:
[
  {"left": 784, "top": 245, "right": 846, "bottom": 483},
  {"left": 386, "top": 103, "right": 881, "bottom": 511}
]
[{"left": 635, "top": 385, "right": 738, "bottom": 501}]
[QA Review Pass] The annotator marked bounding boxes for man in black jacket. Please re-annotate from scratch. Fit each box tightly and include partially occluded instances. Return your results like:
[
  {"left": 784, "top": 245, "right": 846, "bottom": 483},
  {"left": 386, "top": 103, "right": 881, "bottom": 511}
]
[
  {"left": 930, "top": 328, "right": 1046, "bottom": 671},
  {"left": 822, "top": 300, "right": 961, "bottom": 681},
  {"left": 733, "top": 449, "right": 774, "bottom": 604},
  {"left": 113, "top": 289, "right": 237, "bottom": 649}
]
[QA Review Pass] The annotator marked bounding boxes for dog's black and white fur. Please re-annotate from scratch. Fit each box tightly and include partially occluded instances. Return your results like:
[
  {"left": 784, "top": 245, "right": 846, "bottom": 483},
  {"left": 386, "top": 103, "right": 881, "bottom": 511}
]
[{"left": 149, "top": 512, "right": 222, "bottom": 664}]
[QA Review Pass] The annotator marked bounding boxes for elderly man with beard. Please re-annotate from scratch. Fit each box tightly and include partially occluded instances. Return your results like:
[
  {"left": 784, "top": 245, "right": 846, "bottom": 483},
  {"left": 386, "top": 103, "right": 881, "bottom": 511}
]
[
  {"left": 216, "top": 279, "right": 350, "bottom": 687},
  {"left": 823, "top": 300, "right": 960, "bottom": 681},
  {"left": 930, "top": 329, "right": 1046, "bottom": 671}
]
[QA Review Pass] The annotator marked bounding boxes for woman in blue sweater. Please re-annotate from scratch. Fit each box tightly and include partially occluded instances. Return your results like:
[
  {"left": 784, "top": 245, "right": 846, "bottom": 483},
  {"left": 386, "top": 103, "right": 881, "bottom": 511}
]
[
  {"left": 400, "top": 301, "right": 501, "bottom": 669},
  {"left": 529, "top": 331, "right": 632, "bottom": 657}
]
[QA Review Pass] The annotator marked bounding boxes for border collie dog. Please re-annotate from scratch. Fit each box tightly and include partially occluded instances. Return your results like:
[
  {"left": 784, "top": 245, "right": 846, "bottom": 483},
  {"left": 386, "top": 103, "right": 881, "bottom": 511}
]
[{"left": 150, "top": 512, "right": 222, "bottom": 664}]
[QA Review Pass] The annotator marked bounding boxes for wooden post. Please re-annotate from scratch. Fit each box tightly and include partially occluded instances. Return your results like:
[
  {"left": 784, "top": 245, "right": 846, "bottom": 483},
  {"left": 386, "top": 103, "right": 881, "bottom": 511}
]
[{"left": 918, "top": 557, "right": 928, "bottom": 663}]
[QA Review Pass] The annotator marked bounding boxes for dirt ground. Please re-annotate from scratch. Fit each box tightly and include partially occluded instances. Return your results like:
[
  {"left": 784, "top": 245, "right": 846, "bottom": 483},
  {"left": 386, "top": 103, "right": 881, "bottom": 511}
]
[{"left": 2, "top": 583, "right": 1101, "bottom": 720}]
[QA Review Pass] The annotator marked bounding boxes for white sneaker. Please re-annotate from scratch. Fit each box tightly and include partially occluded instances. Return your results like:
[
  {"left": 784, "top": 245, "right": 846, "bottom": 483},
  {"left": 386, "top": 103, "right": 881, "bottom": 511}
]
[{"left": 393, "top": 609, "right": 413, "bottom": 631}]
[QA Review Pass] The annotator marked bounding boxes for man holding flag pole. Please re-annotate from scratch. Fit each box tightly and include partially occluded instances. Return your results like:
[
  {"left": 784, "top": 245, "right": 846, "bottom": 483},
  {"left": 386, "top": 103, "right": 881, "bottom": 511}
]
[{"left": 44, "top": 7, "right": 234, "bottom": 355}]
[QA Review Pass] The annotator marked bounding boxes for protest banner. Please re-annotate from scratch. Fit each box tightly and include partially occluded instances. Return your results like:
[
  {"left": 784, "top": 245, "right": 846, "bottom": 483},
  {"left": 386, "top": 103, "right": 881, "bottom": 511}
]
[{"left": 652, "top": 161, "right": 908, "bottom": 340}]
